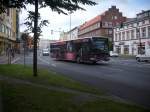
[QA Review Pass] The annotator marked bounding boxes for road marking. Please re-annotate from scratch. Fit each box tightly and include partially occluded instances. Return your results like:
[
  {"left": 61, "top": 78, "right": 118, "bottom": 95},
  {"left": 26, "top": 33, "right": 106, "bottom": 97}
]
[
  {"left": 51, "top": 63, "right": 56, "bottom": 67},
  {"left": 11, "top": 57, "right": 20, "bottom": 64},
  {"left": 38, "top": 57, "right": 57, "bottom": 67},
  {"left": 38, "top": 57, "right": 50, "bottom": 65},
  {"left": 100, "top": 66, "right": 124, "bottom": 72}
]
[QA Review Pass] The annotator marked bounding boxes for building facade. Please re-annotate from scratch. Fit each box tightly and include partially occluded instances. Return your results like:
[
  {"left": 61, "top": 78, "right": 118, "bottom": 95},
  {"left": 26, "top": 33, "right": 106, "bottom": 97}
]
[
  {"left": 59, "top": 32, "right": 68, "bottom": 41},
  {"left": 0, "top": 8, "right": 18, "bottom": 55},
  {"left": 59, "top": 26, "right": 79, "bottom": 41},
  {"left": 113, "top": 10, "right": 150, "bottom": 56},
  {"left": 78, "top": 6, "right": 126, "bottom": 41},
  {"left": 67, "top": 26, "right": 79, "bottom": 40}
]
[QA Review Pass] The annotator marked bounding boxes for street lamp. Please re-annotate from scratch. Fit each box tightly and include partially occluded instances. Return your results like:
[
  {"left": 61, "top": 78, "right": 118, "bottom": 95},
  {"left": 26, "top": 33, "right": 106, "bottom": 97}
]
[{"left": 69, "top": 11, "right": 73, "bottom": 40}]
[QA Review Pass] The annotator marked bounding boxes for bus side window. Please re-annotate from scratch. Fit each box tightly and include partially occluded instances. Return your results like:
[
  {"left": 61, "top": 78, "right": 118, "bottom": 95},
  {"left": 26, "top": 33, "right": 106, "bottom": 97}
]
[
  {"left": 82, "top": 43, "right": 90, "bottom": 53},
  {"left": 67, "top": 42, "right": 73, "bottom": 52}
]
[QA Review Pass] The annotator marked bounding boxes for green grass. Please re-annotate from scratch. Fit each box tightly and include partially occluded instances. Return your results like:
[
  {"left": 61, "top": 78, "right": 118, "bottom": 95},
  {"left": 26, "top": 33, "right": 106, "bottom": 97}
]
[
  {"left": 0, "top": 81, "right": 149, "bottom": 112},
  {"left": 0, "top": 64, "right": 100, "bottom": 94}
]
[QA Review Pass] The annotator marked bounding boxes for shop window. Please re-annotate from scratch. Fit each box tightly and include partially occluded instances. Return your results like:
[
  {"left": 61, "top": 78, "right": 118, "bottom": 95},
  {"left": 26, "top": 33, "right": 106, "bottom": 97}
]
[
  {"left": 116, "top": 46, "right": 121, "bottom": 54},
  {"left": 138, "top": 44, "right": 145, "bottom": 54}
]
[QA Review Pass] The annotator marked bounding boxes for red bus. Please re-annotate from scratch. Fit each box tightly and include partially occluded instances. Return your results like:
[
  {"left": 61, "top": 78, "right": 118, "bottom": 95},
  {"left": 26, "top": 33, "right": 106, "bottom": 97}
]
[{"left": 50, "top": 36, "right": 110, "bottom": 64}]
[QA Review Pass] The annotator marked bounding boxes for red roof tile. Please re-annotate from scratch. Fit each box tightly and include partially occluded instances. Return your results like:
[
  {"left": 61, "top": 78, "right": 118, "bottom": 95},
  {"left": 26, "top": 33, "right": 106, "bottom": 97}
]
[{"left": 80, "top": 15, "right": 102, "bottom": 30}]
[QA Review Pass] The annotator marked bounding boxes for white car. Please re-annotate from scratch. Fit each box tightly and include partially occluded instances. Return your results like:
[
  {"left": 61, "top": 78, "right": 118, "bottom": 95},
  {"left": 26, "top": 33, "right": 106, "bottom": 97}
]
[
  {"left": 109, "top": 51, "right": 119, "bottom": 57},
  {"left": 136, "top": 54, "right": 150, "bottom": 62},
  {"left": 42, "top": 49, "right": 49, "bottom": 56}
]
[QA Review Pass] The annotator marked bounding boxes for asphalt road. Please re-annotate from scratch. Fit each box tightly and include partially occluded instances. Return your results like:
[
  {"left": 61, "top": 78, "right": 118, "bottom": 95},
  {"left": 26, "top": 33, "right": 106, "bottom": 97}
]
[{"left": 15, "top": 52, "right": 150, "bottom": 108}]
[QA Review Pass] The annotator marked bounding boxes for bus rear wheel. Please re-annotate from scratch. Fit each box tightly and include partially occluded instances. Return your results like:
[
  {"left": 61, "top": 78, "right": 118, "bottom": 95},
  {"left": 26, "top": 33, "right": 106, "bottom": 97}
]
[{"left": 76, "top": 57, "right": 81, "bottom": 64}]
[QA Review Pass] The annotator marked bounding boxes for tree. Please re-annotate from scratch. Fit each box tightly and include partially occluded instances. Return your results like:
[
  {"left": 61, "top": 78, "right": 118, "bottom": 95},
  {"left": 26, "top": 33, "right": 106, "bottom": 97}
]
[{"left": 1, "top": 0, "right": 97, "bottom": 77}]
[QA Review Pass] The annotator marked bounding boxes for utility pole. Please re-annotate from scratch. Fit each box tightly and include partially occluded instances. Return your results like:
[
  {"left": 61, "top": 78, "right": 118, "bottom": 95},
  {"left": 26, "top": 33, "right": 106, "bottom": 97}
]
[{"left": 69, "top": 11, "right": 72, "bottom": 40}]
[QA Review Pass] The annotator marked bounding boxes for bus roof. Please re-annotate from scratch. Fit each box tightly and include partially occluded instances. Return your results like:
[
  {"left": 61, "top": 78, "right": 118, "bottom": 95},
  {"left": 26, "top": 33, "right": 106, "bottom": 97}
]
[{"left": 50, "top": 36, "right": 108, "bottom": 45}]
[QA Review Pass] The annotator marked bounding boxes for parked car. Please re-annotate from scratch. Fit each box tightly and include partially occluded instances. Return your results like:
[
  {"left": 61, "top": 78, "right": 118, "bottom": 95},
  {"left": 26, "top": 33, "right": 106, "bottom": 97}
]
[
  {"left": 42, "top": 49, "right": 49, "bottom": 56},
  {"left": 109, "top": 51, "right": 119, "bottom": 57},
  {"left": 136, "top": 54, "right": 150, "bottom": 62}
]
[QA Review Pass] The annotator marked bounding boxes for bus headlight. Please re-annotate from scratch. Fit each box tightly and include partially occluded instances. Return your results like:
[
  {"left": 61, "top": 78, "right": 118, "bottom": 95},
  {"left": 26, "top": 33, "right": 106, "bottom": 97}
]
[{"left": 90, "top": 57, "right": 95, "bottom": 60}]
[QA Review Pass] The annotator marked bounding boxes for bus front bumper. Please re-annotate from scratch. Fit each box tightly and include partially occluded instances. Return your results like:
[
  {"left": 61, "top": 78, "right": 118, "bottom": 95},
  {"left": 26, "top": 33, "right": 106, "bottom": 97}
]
[{"left": 90, "top": 56, "right": 110, "bottom": 62}]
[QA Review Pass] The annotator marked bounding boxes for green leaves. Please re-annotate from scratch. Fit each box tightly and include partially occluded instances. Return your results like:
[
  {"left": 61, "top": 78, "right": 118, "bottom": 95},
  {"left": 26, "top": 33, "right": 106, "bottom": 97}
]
[
  {"left": 23, "top": 10, "right": 49, "bottom": 35},
  {"left": 0, "top": 0, "right": 97, "bottom": 14}
]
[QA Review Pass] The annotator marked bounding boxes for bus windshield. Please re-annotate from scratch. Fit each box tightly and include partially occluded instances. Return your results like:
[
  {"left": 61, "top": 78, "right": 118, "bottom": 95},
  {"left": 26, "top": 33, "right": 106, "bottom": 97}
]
[{"left": 92, "top": 38, "right": 108, "bottom": 51}]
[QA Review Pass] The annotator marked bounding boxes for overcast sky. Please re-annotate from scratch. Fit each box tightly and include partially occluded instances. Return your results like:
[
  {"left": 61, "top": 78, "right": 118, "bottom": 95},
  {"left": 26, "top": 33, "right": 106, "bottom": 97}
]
[{"left": 20, "top": 0, "right": 150, "bottom": 40}]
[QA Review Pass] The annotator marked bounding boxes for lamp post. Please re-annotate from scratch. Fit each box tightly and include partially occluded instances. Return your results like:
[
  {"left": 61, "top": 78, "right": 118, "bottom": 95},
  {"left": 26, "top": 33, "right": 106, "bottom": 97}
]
[{"left": 69, "top": 11, "right": 73, "bottom": 40}]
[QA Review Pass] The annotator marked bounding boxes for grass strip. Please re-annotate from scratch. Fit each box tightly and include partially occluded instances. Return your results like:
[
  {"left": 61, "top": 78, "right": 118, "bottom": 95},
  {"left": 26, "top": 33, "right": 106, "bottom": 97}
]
[
  {"left": 0, "top": 64, "right": 101, "bottom": 94},
  {"left": 0, "top": 81, "right": 149, "bottom": 112}
]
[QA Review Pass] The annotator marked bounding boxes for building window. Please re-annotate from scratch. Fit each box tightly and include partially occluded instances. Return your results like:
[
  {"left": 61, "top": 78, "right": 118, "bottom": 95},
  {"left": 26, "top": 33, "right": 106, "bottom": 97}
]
[
  {"left": 108, "top": 22, "right": 112, "bottom": 27},
  {"left": 124, "top": 45, "right": 129, "bottom": 55},
  {"left": 102, "top": 22, "right": 106, "bottom": 27},
  {"left": 119, "top": 33, "right": 121, "bottom": 41},
  {"left": 142, "top": 20, "right": 145, "bottom": 24},
  {"left": 131, "top": 30, "right": 135, "bottom": 39},
  {"left": 6, "top": 9, "right": 10, "bottom": 16},
  {"left": 108, "top": 29, "right": 112, "bottom": 35},
  {"left": 122, "top": 32, "right": 125, "bottom": 40},
  {"left": 136, "top": 28, "right": 140, "bottom": 39},
  {"left": 115, "top": 33, "right": 117, "bottom": 41},
  {"left": 2, "top": 24, "right": 4, "bottom": 33},
  {"left": 112, "top": 16, "right": 117, "bottom": 20},
  {"left": 138, "top": 44, "right": 145, "bottom": 54},
  {"left": 141, "top": 27, "right": 146, "bottom": 38},
  {"left": 148, "top": 26, "right": 150, "bottom": 38},
  {"left": 126, "top": 31, "right": 130, "bottom": 40},
  {"left": 116, "top": 46, "right": 121, "bottom": 54},
  {"left": 0, "top": 23, "right": 2, "bottom": 32}
]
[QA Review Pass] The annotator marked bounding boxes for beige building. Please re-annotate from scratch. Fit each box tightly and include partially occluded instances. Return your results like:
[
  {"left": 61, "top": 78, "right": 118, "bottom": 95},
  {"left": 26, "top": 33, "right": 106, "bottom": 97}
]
[
  {"left": 59, "top": 32, "right": 68, "bottom": 41},
  {"left": 0, "top": 8, "right": 17, "bottom": 55}
]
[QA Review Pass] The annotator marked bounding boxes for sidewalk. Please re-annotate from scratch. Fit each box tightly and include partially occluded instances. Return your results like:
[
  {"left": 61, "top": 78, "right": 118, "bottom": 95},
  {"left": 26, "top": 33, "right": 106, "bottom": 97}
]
[
  {"left": 119, "top": 55, "right": 136, "bottom": 60},
  {"left": 0, "top": 53, "right": 21, "bottom": 64}
]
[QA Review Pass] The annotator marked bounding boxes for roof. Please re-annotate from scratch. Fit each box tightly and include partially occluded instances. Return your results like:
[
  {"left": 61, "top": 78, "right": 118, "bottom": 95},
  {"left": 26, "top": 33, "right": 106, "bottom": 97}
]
[
  {"left": 50, "top": 36, "right": 108, "bottom": 45},
  {"left": 79, "top": 6, "right": 119, "bottom": 31},
  {"left": 79, "top": 15, "right": 102, "bottom": 30}
]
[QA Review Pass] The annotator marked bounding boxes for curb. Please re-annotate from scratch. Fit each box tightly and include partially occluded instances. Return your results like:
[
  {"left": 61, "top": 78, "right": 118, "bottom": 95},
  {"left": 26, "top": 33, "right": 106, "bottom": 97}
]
[{"left": 0, "top": 85, "right": 3, "bottom": 112}]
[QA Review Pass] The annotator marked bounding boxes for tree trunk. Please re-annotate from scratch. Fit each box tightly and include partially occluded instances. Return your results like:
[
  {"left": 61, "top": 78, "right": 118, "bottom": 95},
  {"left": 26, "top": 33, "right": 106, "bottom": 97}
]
[{"left": 33, "top": 0, "right": 38, "bottom": 77}]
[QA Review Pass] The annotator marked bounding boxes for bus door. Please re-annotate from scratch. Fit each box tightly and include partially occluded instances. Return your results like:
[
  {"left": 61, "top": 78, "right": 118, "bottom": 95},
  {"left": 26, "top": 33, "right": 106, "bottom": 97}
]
[{"left": 80, "top": 43, "right": 90, "bottom": 61}]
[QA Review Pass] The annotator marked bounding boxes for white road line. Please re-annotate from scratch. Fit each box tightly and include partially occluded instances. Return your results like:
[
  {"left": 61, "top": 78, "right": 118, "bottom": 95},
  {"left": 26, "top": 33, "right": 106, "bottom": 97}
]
[
  {"left": 101, "top": 66, "right": 124, "bottom": 72},
  {"left": 38, "top": 57, "right": 57, "bottom": 67},
  {"left": 38, "top": 57, "right": 50, "bottom": 65},
  {"left": 11, "top": 57, "right": 20, "bottom": 64},
  {"left": 51, "top": 63, "right": 56, "bottom": 67}
]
